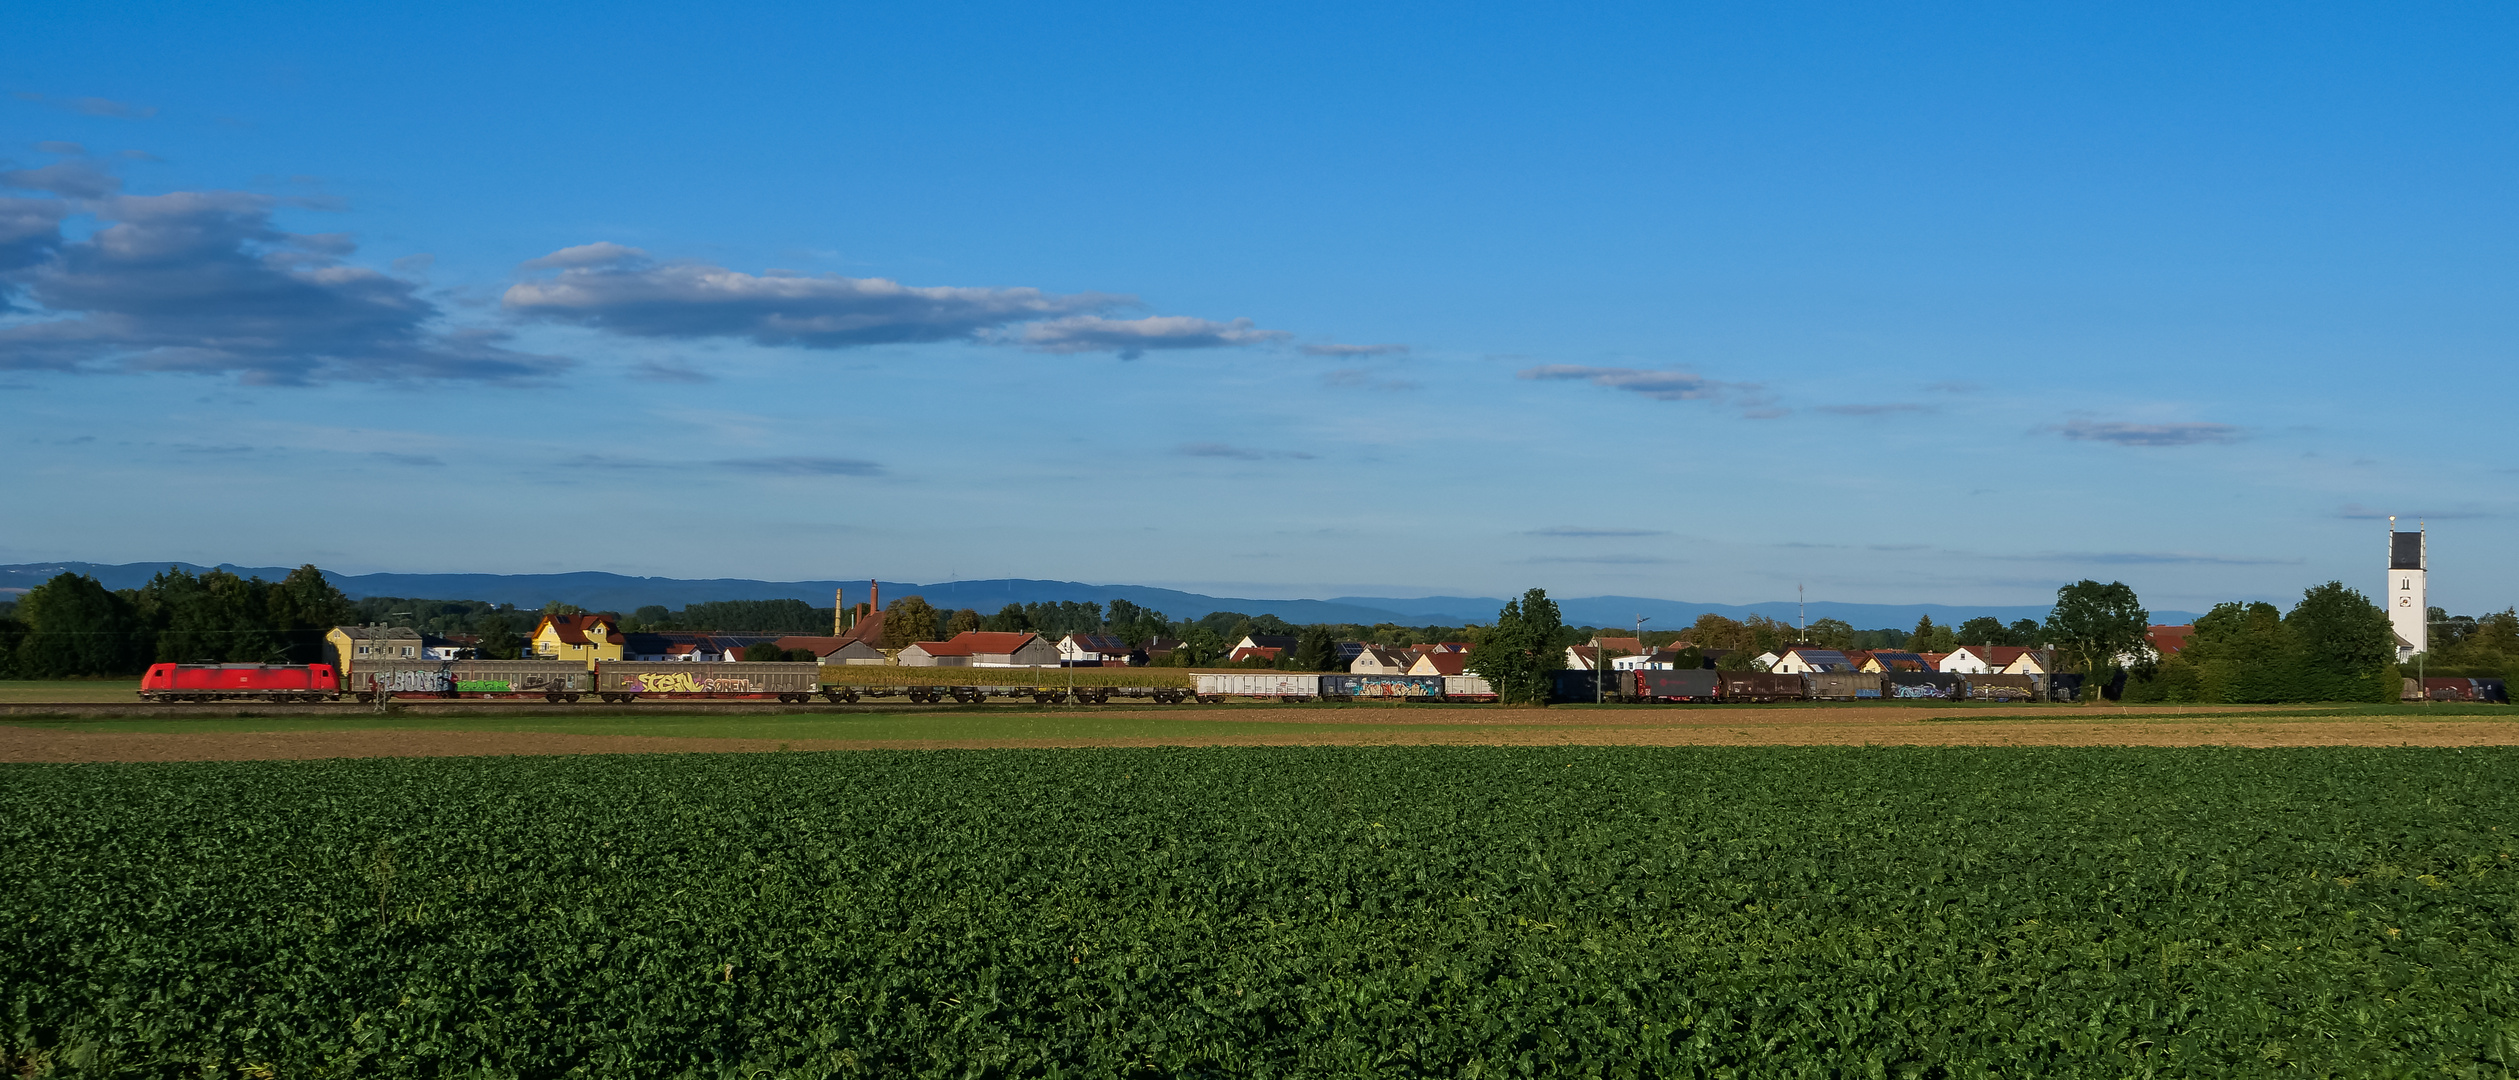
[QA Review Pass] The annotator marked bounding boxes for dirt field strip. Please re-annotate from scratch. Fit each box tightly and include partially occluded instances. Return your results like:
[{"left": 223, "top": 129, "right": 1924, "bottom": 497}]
[{"left": 7, "top": 711, "right": 2519, "bottom": 762}]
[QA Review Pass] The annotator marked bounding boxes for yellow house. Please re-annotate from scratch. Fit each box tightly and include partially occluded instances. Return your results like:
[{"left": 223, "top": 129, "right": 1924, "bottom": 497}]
[{"left": 530, "top": 612, "right": 625, "bottom": 669}]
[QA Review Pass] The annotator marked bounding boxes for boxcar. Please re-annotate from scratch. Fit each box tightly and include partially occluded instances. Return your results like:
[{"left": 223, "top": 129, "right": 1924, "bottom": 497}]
[
  {"left": 1322, "top": 674, "right": 1443, "bottom": 701},
  {"left": 1193, "top": 673, "right": 1325, "bottom": 702},
  {"left": 1441, "top": 674, "right": 1498, "bottom": 702},
  {"left": 1635, "top": 669, "right": 1721, "bottom": 702},
  {"left": 343, "top": 661, "right": 453, "bottom": 699},
  {"left": 1805, "top": 672, "right": 1884, "bottom": 700},
  {"left": 1886, "top": 672, "right": 1964, "bottom": 699},
  {"left": 345, "top": 659, "right": 593, "bottom": 701},
  {"left": 140, "top": 663, "right": 340, "bottom": 703},
  {"left": 2422, "top": 677, "right": 2511, "bottom": 703},
  {"left": 1717, "top": 672, "right": 1803, "bottom": 702},
  {"left": 1963, "top": 674, "right": 2039, "bottom": 702},
  {"left": 598, "top": 661, "right": 823, "bottom": 703}
]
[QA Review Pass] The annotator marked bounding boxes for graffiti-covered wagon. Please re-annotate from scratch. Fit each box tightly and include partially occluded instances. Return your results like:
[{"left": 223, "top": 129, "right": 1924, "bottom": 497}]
[{"left": 596, "top": 661, "right": 823, "bottom": 703}]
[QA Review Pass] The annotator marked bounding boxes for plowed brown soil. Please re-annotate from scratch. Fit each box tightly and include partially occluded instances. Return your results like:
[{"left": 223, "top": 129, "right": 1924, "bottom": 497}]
[{"left": 5, "top": 705, "right": 2516, "bottom": 763}]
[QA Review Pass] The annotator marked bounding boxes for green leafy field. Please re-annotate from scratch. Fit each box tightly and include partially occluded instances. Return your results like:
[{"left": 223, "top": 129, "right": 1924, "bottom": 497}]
[{"left": 5, "top": 747, "right": 2515, "bottom": 1077}]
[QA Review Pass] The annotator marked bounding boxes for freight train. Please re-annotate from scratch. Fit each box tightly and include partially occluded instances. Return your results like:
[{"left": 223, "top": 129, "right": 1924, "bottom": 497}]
[{"left": 140, "top": 660, "right": 2110, "bottom": 705}]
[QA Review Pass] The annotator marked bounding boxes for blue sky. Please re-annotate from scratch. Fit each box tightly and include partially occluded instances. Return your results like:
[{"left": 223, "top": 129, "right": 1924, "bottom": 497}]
[{"left": 4, "top": 1, "right": 2513, "bottom": 615}]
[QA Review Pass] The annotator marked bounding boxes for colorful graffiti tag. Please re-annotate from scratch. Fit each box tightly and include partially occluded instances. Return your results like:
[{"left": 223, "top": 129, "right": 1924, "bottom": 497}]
[
  {"left": 627, "top": 671, "right": 761, "bottom": 694},
  {"left": 363, "top": 669, "right": 451, "bottom": 693}
]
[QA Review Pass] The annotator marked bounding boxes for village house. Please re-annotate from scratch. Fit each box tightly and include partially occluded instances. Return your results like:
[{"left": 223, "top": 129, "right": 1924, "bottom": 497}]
[
  {"left": 1058, "top": 633, "right": 1132, "bottom": 665},
  {"left": 1992, "top": 646, "right": 2055, "bottom": 676},
  {"left": 1935, "top": 646, "right": 1999, "bottom": 674},
  {"left": 1858, "top": 650, "right": 1933, "bottom": 674},
  {"left": 1768, "top": 647, "right": 1855, "bottom": 674},
  {"left": 1407, "top": 651, "right": 1469, "bottom": 677},
  {"left": 324, "top": 625, "right": 422, "bottom": 675},
  {"left": 531, "top": 612, "right": 625, "bottom": 668},
  {"left": 1228, "top": 645, "right": 1284, "bottom": 664},
  {"left": 900, "top": 631, "right": 1059, "bottom": 668},
  {"left": 1610, "top": 648, "right": 1693, "bottom": 671},
  {"left": 1236, "top": 633, "right": 1299, "bottom": 655},
  {"left": 1563, "top": 645, "right": 1601, "bottom": 670},
  {"left": 1350, "top": 646, "right": 1415, "bottom": 674}
]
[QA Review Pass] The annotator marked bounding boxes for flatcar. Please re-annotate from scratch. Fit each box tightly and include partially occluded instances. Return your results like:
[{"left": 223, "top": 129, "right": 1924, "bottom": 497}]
[{"left": 140, "top": 662, "right": 340, "bottom": 703}]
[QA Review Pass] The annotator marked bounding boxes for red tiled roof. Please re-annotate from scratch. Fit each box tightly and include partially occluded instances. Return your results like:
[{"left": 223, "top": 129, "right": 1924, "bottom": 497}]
[
  {"left": 945, "top": 631, "right": 1040, "bottom": 655},
  {"left": 1413, "top": 652, "right": 1469, "bottom": 675},
  {"left": 538, "top": 612, "right": 621, "bottom": 645},
  {"left": 1229, "top": 646, "right": 1284, "bottom": 662},
  {"left": 2146, "top": 625, "right": 2194, "bottom": 655}
]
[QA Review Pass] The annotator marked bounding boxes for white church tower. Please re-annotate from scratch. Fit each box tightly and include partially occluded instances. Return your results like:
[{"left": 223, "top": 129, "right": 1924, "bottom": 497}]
[{"left": 2387, "top": 516, "right": 2426, "bottom": 661}]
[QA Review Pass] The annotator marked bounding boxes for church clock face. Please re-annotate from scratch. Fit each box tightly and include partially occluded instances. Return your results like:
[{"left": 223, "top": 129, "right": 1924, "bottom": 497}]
[{"left": 2400, "top": 596, "right": 2413, "bottom": 607}]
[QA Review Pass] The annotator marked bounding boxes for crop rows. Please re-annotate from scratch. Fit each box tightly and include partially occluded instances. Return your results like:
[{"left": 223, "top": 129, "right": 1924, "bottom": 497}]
[{"left": 4, "top": 747, "right": 2516, "bottom": 1077}]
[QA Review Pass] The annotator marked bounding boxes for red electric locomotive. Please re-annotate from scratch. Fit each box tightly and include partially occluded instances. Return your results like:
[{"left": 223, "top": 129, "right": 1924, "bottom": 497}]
[{"left": 139, "top": 663, "right": 341, "bottom": 703}]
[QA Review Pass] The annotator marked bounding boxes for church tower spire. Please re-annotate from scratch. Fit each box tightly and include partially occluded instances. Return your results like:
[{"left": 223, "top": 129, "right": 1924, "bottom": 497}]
[{"left": 2387, "top": 515, "right": 2427, "bottom": 661}]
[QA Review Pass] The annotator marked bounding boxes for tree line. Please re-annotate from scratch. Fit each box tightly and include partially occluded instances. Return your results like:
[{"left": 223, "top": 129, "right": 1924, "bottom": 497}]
[{"left": 1, "top": 567, "right": 356, "bottom": 678}]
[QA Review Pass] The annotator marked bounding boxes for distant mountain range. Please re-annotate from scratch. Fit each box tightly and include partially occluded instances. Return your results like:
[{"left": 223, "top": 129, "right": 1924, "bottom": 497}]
[{"left": 0, "top": 562, "right": 2203, "bottom": 629}]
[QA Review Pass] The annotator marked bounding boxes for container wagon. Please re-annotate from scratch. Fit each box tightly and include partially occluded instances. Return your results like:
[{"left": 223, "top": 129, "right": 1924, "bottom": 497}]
[
  {"left": 1549, "top": 669, "right": 1601, "bottom": 703},
  {"left": 1634, "top": 669, "right": 1721, "bottom": 702},
  {"left": 1886, "top": 672, "right": 1965, "bottom": 699},
  {"left": 140, "top": 662, "right": 340, "bottom": 703},
  {"left": 1716, "top": 672, "right": 1803, "bottom": 702},
  {"left": 1441, "top": 674, "right": 1498, "bottom": 702},
  {"left": 1963, "top": 674, "right": 2039, "bottom": 702},
  {"left": 598, "top": 661, "right": 823, "bottom": 703},
  {"left": 1321, "top": 674, "right": 1443, "bottom": 701},
  {"left": 1805, "top": 672, "right": 1884, "bottom": 700},
  {"left": 1194, "top": 673, "right": 1327, "bottom": 703}
]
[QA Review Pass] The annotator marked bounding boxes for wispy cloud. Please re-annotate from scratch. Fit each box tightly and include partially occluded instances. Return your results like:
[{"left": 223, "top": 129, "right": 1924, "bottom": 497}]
[
  {"left": 2336, "top": 503, "right": 2494, "bottom": 521},
  {"left": 1300, "top": 342, "right": 1409, "bottom": 357},
  {"left": 631, "top": 359, "right": 714, "bottom": 383},
  {"left": 505, "top": 243, "right": 1117, "bottom": 348},
  {"left": 713, "top": 456, "right": 883, "bottom": 476},
  {"left": 1922, "top": 380, "right": 1978, "bottom": 394},
  {"left": 1519, "top": 364, "right": 1780, "bottom": 417},
  {"left": 1175, "top": 442, "right": 1315, "bottom": 461},
  {"left": 1816, "top": 403, "right": 1931, "bottom": 417},
  {"left": 1529, "top": 526, "right": 1666, "bottom": 538},
  {"left": 368, "top": 451, "right": 445, "bottom": 467},
  {"left": 1023, "top": 315, "right": 1290, "bottom": 358},
  {"left": 12, "top": 92, "right": 158, "bottom": 119},
  {"left": 1988, "top": 550, "right": 2298, "bottom": 566},
  {"left": 1322, "top": 368, "right": 1420, "bottom": 391},
  {"left": 2050, "top": 420, "right": 2242, "bottom": 446},
  {"left": 1528, "top": 554, "right": 1680, "bottom": 564}
]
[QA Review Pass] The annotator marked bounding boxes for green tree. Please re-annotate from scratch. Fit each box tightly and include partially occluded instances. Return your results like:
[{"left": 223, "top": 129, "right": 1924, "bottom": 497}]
[
  {"left": 540, "top": 601, "right": 586, "bottom": 616},
  {"left": 476, "top": 613, "right": 522, "bottom": 660},
  {"left": 1803, "top": 618, "right": 1855, "bottom": 650},
  {"left": 266, "top": 565, "right": 354, "bottom": 663},
  {"left": 1956, "top": 616, "right": 2010, "bottom": 647},
  {"left": 629, "top": 605, "right": 672, "bottom": 630},
  {"left": 987, "top": 604, "right": 1032, "bottom": 633},
  {"left": 15, "top": 573, "right": 143, "bottom": 677},
  {"left": 0, "top": 612, "right": 23, "bottom": 678},
  {"left": 1294, "top": 627, "right": 1337, "bottom": 671},
  {"left": 1465, "top": 588, "right": 1563, "bottom": 705},
  {"left": 741, "top": 642, "right": 788, "bottom": 662},
  {"left": 2044, "top": 580, "right": 2148, "bottom": 699},
  {"left": 2008, "top": 619, "right": 2042, "bottom": 646},
  {"left": 881, "top": 596, "right": 939, "bottom": 648},
  {"left": 946, "top": 608, "right": 982, "bottom": 637},
  {"left": 2285, "top": 581, "right": 2395, "bottom": 702}
]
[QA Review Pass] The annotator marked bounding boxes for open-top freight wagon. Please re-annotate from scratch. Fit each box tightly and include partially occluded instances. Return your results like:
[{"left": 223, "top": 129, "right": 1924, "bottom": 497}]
[
  {"left": 139, "top": 662, "right": 341, "bottom": 703},
  {"left": 596, "top": 661, "right": 822, "bottom": 703},
  {"left": 818, "top": 665, "right": 1196, "bottom": 704},
  {"left": 2418, "top": 677, "right": 2511, "bottom": 703}
]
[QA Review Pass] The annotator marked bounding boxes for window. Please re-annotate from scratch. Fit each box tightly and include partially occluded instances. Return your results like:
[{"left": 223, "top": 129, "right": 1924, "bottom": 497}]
[
  {"left": 356, "top": 646, "right": 369, "bottom": 656},
  {"left": 402, "top": 646, "right": 415, "bottom": 657}
]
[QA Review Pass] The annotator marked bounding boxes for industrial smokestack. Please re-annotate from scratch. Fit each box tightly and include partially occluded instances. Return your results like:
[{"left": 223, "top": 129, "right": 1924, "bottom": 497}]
[{"left": 833, "top": 588, "right": 845, "bottom": 635}]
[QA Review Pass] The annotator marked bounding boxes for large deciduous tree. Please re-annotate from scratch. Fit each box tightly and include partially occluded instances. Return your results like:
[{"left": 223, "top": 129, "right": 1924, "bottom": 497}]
[
  {"left": 1466, "top": 588, "right": 1563, "bottom": 705},
  {"left": 2044, "top": 580, "right": 2148, "bottom": 699},
  {"left": 2284, "top": 582, "right": 2395, "bottom": 702},
  {"left": 15, "top": 573, "right": 143, "bottom": 677},
  {"left": 881, "top": 596, "right": 939, "bottom": 648}
]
